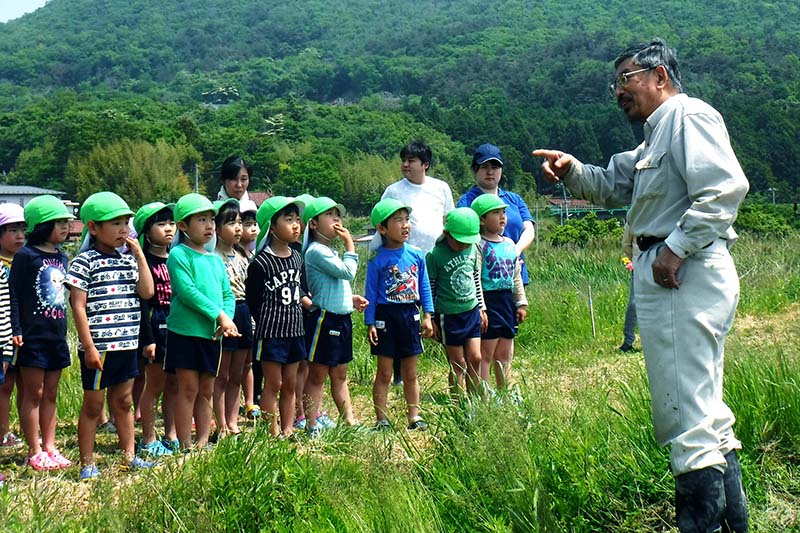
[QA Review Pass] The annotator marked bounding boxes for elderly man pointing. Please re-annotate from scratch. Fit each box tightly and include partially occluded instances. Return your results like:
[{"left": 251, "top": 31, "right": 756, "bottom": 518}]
[{"left": 534, "top": 39, "right": 749, "bottom": 533}]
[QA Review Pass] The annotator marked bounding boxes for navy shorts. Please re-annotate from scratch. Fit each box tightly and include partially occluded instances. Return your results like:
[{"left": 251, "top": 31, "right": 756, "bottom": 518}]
[
  {"left": 482, "top": 290, "right": 518, "bottom": 340},
  {"left": 305, "top": 309, "right": 353, "bottom": 367},
  {"left": 140, "top": 308, "right": 168, "bottom": 365},
  {"left": 12, "top": 341, "right": 71, "bottom": 372},
  {"left": 222, "top": 301, "right": 254, "bottom": 352},
  {"left": 164, "top": 331, "right": 222, "bottom": 376},
  {"left": 79, "top": 349, "right": 138, "bottom": 391},
  {"left": 370, "top": 303, "right": 423, "bottom": 359},
  {"left": 438, "top": 306, "right": 482, "bottom": 346},
  {"left": 253, "top": 336, "right": 307, "bottom": 365}
]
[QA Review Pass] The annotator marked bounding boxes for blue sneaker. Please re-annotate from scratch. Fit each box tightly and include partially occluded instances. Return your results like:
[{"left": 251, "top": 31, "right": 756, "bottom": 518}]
[
  {"left": 306, "top": 424, "right": 321, "bottom": 440},
  {"left": 293, "top": 417, "right": 307, "bottom": 431},
  {"left": 79, "top": 464, "right": 100, "bottom": 482},
  {"left": 161, "top": 437, "right": 180, "bottom": 452},
  {"left": 122, "top": 456, "right": 155, "bottom": 471},
  {"left": 138, "top": 439, "right": 173, "bottom": 457},
  {"left": 316, "top": 413, "right": 337, "bottom": 430}
]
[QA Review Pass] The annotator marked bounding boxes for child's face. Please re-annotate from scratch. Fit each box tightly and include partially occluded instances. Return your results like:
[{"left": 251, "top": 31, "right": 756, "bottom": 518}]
[
  {"left": 147, "top": 219, "right": 176, "bottom": 247},
  {"left": 241, "top": 216, "right": 258, "bottom": 244},
  {"left": 311, "top": 207, "right": 342, "bottom": 240},
  {"left": 271, "top": 210, "right": 301, "bottom": 244},
  {"left": 378, "top": 208, "right": 411, "bottom": 247},
  {"left": 90, "top": 215, "right": 130, "bottom": 253},
  {"left": 480, "top": 208, "right": 507, "bottom": 235},
  {"left": 217, "top": 213, "right": 242, "bottom": 246},
  {"left": 48, "top": 219, "right": 71, "bottom": 246},
  {"left": 0, "top": 222, "right": 26, "bottom": 256},
  {"left": 444, "top": 232, "right": 471, "bottom": 252},
  {"left": 179, "top": 211, "right": 215, "bottom": 247},
  {"left": 401, "top": 156, "right": 428, "bottom": 183}
]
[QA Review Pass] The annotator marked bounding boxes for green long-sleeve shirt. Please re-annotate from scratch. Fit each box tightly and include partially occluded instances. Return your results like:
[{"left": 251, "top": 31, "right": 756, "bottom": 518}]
[{"left": 166, "top": 243, "right": 235, "bottom": 340}]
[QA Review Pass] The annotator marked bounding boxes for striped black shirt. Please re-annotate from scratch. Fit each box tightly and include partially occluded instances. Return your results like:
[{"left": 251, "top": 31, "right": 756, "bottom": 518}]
[{"left": 245, "top": 247, "right": 304, "bottom": 339}]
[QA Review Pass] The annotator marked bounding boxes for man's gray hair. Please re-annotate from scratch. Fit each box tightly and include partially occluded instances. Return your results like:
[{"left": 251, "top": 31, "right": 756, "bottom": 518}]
[{"left": 614, "top": 38, "right": 683, "bottom": 93}]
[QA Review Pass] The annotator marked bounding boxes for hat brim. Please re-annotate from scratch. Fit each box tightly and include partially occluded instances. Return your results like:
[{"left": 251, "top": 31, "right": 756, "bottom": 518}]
[
  {"left": 450, "top": 232, "right": 481, "bottom": 245},
  {"left": 95, "top": 207, "right": 135, "bottom": 222},
  {"left": 474, "top": 156, "right": 503, "bottom": 166}
]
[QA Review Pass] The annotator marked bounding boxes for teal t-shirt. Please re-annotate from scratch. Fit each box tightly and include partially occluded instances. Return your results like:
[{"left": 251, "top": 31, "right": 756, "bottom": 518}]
[
  {"left": 166, "top": 244, "right": 235, "bottom": 340},
  {"left": 425, "top": 238, "right": 481, "bottom": 315}
]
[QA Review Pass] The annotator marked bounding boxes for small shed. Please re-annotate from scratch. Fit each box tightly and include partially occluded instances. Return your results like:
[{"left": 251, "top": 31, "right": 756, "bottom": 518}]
[{"left": 0, "top": 185, "right": 67, "bottom": 208}]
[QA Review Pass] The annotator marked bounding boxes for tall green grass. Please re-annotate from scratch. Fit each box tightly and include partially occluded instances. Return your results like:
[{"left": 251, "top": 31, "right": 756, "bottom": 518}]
[{"left": 3, "top": 231, "right": 800, "bottom": 531}]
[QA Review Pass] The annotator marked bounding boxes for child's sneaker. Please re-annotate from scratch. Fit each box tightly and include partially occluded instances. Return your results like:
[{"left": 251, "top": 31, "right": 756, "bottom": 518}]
[
  {"left": 27, "top": 451, "right": 60, "bottom": 471},
  {"left": 97, "top": 421, "right": 117, "bottom": 434},
  {"left": 48, "top": 450, "right": 72, "bottom": 468},
  {"left": 161, "top": 437, "right": 180, "bottom": 453},
  {"left": 0, "top": 473, "right": 6, "bottom": 486},
  {"left": 121, "top": 456, "right": 155, "bottom": 471},
  {"left": 138, "top": 439, "right": 173, "bottom": 457},
  {"left": 1, "top": 432, "right": 23, "bottom": 447},
  {"left": 316, "top": 412, "right": 337, "bottom": 430},
  {"left": 373, "top": 420, "right": 391, "bottom": 431},
  {"left": 305, "top": 424, "right": 321, "bottom": 440},
  {"left": 407, "top": 417, "right": 428, "bottom": 431},
  {"left": 293, "top": 416, "right": 307, "bottom": 431},
  {"left": 245, "top": 404, "right": 262, "bottom": 419},
  {"left": 79, "top": 464, "right": 100, "bottom": 481}
]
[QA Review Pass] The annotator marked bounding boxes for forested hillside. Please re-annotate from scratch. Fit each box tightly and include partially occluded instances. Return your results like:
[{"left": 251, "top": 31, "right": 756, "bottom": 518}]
[{"left": 1, "top": 0, "right": 798, "bottom": 210}]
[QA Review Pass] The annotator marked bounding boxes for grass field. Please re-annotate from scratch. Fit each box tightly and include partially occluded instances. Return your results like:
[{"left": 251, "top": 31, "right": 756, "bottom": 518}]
[{"left": 1, "top": 231, "right": 799, "bottom": 532}]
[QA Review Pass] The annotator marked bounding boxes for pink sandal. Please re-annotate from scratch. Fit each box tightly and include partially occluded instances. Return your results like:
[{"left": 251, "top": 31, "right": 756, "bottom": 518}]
[
  {"left": 27, "top": 451, "right": 60, "bottom": 471},
  {"left": 48, "top": 450, "right": 72, "bottom": 469}
]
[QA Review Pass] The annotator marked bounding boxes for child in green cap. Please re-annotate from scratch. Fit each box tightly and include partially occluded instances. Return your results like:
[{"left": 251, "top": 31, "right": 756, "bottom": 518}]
[
  {"left": 426, "top": 207, "right": 488, "bottom": 399},
  {"left": 134, "top": 202, "right": 179, "bottom": 457},
  {"left": 66, "top": 191, "right": 155, "bottom": 480},
  {"left": 164, "top": 193, "right": 238, "bottom": 451},
  {"left": 237, "top": 199, "right": 262, "bottom": 420},
  {"left": 9, "top": 195, "right": 74, "bottom": 471},
  {"left": 470, "top": 194, "right": 528, "bottom": 391}
]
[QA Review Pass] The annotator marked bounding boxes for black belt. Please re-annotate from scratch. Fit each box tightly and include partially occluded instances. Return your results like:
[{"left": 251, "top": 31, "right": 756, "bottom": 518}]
[{"left": 636, "top": 236, "right": 665, "bottom": 252}]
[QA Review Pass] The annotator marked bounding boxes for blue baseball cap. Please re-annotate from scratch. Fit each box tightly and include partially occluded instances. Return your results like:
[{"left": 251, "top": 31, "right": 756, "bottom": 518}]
[{"left": 473, "top": 143, "right": 504, "bottom": 166}]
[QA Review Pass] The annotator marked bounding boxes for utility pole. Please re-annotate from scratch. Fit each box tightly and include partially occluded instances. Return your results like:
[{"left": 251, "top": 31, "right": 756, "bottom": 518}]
[
  {"left": 767, "top": 187, "right": 776, "bottom": 205},
  {"left": 194, "top": 164, "right": 199, "bottom": 193}
]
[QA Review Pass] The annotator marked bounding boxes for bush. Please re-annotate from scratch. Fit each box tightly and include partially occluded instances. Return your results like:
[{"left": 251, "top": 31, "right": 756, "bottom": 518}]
[
  {"left": 735, "top": 202, "right": 793, "bottom": 236},
  {"left": 547, "top": 212, "right": 623, "bottom": 246}
]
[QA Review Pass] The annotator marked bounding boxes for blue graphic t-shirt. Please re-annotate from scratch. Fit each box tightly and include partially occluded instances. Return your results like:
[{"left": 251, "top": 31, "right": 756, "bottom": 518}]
[
  {"left": 478, "top": 237, "right": 518, "bottom": 292},
  {"left": 9, "top": 245, "right": 70, "bottom": 345},
  {"left": 364, "top": 244, "right": 434, "bottom": 325}
]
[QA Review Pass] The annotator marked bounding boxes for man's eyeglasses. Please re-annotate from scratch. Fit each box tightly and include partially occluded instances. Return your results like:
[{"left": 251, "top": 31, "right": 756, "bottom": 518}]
[{"left": 608, "top": 66, "right": 657, "bottom": 96}]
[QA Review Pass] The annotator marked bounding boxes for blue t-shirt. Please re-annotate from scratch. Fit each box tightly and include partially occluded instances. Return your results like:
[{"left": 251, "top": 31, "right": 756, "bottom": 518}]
[
  {"left": 458, "top": 186, "right": 533, "bottom": 284},
  {"left": 479, "top": 236, "right": 518, "bottom": 292},
  {"left": 364, "top": 244, "right": 434, "bottom": 325}
]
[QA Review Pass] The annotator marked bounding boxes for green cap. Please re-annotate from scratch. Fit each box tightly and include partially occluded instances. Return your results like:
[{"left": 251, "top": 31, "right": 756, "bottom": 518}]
[
  {"left": 134, "top": 202, "right": 174, "bottom": 246},
  {"left": 302, "top": 196, "right": 345, "bottom": 225},
  {"left": 255, "top": 196, "right": 306, "bottom": 251},
  {"left": 294, "top": 194, "right": 316, "bottom": 210},
  {"left": 24, "top": 195, "right": 75, "bottom": 231},
  {"left": 470, "top": 194, "right": 507, "bottom": 217},
  {"left": 174, "top": 193, "right": 217, "bottom": 222},
  {"left": 213, "top": 197, "right": 239, "bottom": 216},
  {"left": 370, "top": 198, "right": 412, "bottom": 227},
  {"left": 80, "top": 192, "right": 134, "bottom": 224},
  {"left": 444, "top": 207, "right": 481, "bottom": 244}
]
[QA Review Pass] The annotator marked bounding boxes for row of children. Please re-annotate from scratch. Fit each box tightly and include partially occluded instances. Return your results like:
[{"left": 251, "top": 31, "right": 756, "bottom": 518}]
[{"left": 0, "top": 180, "right": 527, "bottom": 482}]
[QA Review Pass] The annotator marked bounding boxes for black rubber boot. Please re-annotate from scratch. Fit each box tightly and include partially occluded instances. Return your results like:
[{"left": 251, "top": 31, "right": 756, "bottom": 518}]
[
  {"left": 721, "top": 451, "right": 749, "bottom": 533},
  {"left": 675, "top": 467, "right": 726, "bottom": 533}
]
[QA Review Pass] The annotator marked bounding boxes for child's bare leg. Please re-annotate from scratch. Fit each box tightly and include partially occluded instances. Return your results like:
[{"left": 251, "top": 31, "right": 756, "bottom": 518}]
[
  {"left": 330, "top": 363, "right": 356, "bottom": 425},
  {"left": 0, "top": 375, "right": 15, "bottom": 437},
  {"left": 479, "top": 338, "right": 498, "bottom": 384},
  {"left": 175, "top": 369, "right": 200, "bottom": 450},
  {"left": 194, "top": 374, "right": 215, "bottom": 448},
  {"left": 295, "top": 360, "right": 309, "bottom": 422},
  {"left": 132, "top": 358, "right": 145, "bottom": 421},
  {"left": 372, "top": 356, "right": 393, "bottom": 422},
  {"left": 261, "top": 362, "right": 282, "bottom": 437},
  {"left": 400, "top": 356, "right": 421, "bottom": 423},
  {"left": 464, "top": 338, "right": 483, "bottom": 397},
  {"left": 212, "top": 351, "right": 232, "bottom": 434},
  {"left": 78, "top": 389, "right": 105, "bottom": 466},
  {"left": 493, "top": 338, "right": 514, "bottom": 390},
  {"left": 19, "top": 367, "right": 44, "bottom": 456},
  {"left": 304, "top": 362, "right": 328, "bottom": 430},
  {"left": 279, "top": 362, "right": 299, "bottom": 436},
  {"left": 241, "top": 359, "right": 254, "bottom": 407},
  {"left": 225, "top": 349, "right": 247, "bottom": 432},
  {"left": 140, "top": 364, "right": 167, "bottom": 444},
  {"left": 108, "top": 380, "right": 135, "bottom": 462},
  {"left": 162, "top": 374, "right": 177, "bottom": 441},
  {"left": 444, "top": 345, "right": 467, "bottom": 400},
  {"left": 39, "top": 369, "right": 62, "bottom": 453}
]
